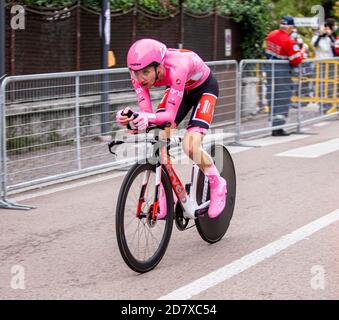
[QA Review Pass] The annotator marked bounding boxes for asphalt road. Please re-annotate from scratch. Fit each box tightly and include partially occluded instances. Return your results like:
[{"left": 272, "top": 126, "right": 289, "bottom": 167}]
[{"left": 0, "top": 118, "right": 338, "bottom": 300}]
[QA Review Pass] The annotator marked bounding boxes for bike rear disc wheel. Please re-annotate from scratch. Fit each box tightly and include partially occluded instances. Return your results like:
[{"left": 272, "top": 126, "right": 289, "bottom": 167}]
[
  {"left": 195, "top": 143, "right": 236, "bottom": 243},
  {"left": 116, "top": 163, "right": 174, "bottom": 273}
]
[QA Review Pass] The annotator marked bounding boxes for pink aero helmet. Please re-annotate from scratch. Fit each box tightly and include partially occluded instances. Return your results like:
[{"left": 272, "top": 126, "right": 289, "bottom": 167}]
[{"left": 127, "top": 39, "right": 167, "bottom": 71}]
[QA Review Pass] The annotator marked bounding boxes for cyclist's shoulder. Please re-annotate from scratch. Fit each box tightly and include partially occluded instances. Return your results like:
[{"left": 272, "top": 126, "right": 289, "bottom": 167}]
[
  {"left": 164, "top": 49, "right": 199, "bottom": 75},
  {"left": 166, "top": 48, "right": 201, "bottom": 61}
]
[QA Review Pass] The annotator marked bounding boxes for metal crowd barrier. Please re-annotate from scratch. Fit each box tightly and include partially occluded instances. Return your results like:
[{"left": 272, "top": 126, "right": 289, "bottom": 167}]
[
  {"left": 237, "top": 58, "right": 339, "bottom": 143},
  {"left": 0, "top": 60, "right": 238, "bottom": 209},
  {"left": 291, "top": 58, "right": 339, "bottom": 122},
  {"left": 0, "top": 58, "right": 338, "bottom": 209}
]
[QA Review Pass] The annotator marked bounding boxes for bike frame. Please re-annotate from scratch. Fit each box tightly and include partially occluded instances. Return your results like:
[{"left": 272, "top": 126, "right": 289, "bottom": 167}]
[
  {"left": 135, "top": 138, "right": 210, "bottom": 220},
  {"left": 110, "top": 131, "right": 210, "bottom": 220}
]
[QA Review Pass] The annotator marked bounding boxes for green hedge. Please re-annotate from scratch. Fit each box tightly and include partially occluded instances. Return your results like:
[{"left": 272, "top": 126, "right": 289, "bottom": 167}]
[{"left": 13, "top": 0, "right": 75, "bottom": 7}]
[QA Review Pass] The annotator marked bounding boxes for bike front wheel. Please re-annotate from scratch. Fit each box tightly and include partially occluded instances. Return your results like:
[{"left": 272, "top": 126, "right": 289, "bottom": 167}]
[{"left": 115, "top": 163, "right": 174, "bottom": 273}]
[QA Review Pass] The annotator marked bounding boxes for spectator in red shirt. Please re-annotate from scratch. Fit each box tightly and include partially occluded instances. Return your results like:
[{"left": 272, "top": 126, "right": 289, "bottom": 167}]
[{"left": 265, "top": 16, "right": 304, "bottom": 136}]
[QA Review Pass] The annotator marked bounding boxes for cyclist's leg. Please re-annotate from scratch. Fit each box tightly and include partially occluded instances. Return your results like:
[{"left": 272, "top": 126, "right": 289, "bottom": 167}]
[
  {"left": 182, "top": 74, "right": 227, "bottom": 218},
  {"left": 182, "top": 130, "right": 212, "bottom": 171},
  {"left": 183, "top": 131, "right": 227, "bottom": 220},
  {"left": 183, "top": 73, "right": 219, "bottom": 174}
]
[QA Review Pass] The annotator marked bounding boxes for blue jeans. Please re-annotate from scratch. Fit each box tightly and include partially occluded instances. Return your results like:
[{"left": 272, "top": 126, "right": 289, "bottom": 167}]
[{"left": 265, "top": 63, "right": 294, "bottom": 127}]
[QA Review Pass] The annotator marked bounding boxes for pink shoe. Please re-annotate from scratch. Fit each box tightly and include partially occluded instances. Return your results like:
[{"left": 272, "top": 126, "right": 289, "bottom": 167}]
[
  {"left": 207, "top": 175, "right": 227, "bottom": 218},
  {"left": 157, "top": 184, "right": 167, "bottom": 220}
]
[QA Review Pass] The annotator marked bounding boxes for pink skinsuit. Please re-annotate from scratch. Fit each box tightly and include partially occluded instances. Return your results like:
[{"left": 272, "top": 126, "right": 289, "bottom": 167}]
[{"left": 131, "top": 48, "right": 211, "bottom": 127}]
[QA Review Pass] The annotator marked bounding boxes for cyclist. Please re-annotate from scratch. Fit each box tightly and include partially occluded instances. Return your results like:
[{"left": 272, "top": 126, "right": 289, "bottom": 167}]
[{"left": 116, "top": 38, "right": 226, "bottom": 219}]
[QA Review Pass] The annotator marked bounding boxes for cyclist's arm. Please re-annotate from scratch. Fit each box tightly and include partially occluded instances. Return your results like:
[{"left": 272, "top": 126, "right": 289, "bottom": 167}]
[
  {"left": 148, "top": 87, "right": 183, "bottom": 126},
  {"left": 148, "top": 70, "right": 188, "bottom": 127},
  {"left": 132, "top": 68, "right": 188, "bottom": 127},
  {"left": 132, "top": 79, "right": 153, "bottom": 113}
]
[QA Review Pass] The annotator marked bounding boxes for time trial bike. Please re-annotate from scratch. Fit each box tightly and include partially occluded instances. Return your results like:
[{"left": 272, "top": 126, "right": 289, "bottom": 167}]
[{"left": 108, "top": 114, "right": 236, "bottom": 273}]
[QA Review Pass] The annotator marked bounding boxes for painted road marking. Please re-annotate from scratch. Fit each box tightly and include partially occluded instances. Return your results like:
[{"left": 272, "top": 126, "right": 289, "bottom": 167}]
[
  {"left": 313, "top": 122, "right": 330, "bottom": 127},
  {"left": 227, "top": 146, "right": 253, "bottom": 154},
  {"left": 244, "top": 134, "right": 308, "bottom": 147},
  {"left": 158, "top": 209, "right": 339, "bottom": 300},
  {"left": 276, "top": 138, "right": 339, "bottom": 158},
  {"left": 224, "top": 135, "right": 309, "bottom": 154}
]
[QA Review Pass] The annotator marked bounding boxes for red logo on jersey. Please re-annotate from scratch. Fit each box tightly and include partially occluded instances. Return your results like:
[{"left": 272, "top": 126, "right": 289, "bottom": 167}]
[
  {"left": 157, "top": 88, "right": 170, "bottom": 111},
  {"left": 185, "top": 79, "right": 197, "bottom": 87},
  {"left": 176, "top": 79, "right": 181, "bottom": 85}
]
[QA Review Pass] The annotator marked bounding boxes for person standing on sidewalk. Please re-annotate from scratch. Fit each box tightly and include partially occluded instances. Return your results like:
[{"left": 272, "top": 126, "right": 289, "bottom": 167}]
[
  {"left": 265, "top": 16, "right": 304, "bottom": 136},
  {"left": 312, "top": 18, "right": 338, "bottom": 114}
]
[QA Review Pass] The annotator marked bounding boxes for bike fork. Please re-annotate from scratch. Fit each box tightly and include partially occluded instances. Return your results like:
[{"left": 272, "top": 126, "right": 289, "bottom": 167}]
[
  {"left": 152, "top": 161, "right": 162, "bottom": 220},
  {"left": 135, "top": 164, "right": 161, "bottom": 220},
  {"left": 136, "top": 170, "right": 151, "bottom": 218}
]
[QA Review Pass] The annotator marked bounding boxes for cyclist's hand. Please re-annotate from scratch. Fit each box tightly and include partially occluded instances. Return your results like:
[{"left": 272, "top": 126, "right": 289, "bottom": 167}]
[
  {"left": 132, "top": 113, "right": 155, "bottom": 131},
  {"left": 116, "top": 107, "right": 133, "bottom": 126}
]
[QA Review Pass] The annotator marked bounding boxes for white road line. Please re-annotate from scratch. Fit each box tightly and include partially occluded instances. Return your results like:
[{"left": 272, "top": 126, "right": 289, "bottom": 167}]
[
  {"left": 313, "top": 122, "right": 330, "bottom": 127},
  {"left": 243, "top": 134, "right": 308, "bottom": 147},
  {"left": 276, "top": 138, "right": 339, "bottom": 158},
  {"left": 9, "top": 172, "right": 127, "bottom": 202},
  {"left": 158, "top": 209, "right": 339, "bottom": 300},
  {"left": 222, "top": 135, "right": 309, "bottom": 154},
  {"left": 208, "top": 134, "right": 309, "bottom": 155},
  {"left": 227, "top": 146, "right": 253, "bottom": 154}
]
